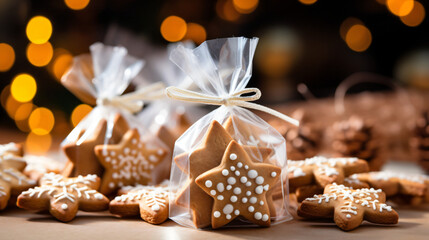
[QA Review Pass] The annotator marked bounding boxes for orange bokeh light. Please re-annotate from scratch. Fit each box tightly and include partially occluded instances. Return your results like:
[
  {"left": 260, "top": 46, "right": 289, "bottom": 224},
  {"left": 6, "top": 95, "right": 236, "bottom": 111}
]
[
  {"left": 26, "top": 16, "right": 52, "bottom": 44},
  {"left": 299, "top": 0, "right": 318, "bottom": 5},
  {"left": 0, "top": 43, "right": 15, "bottom": 72},
  {"left": 345, "top": 24, "right": 372, "bottom": 52},
  {"left": 160, "top": 16, "right": 187, "bottom": 42},
  {"left": 14, "top": 102, "right": 34, "bottom": 121},
  {"left": 26, "top": 42, "right": 54, "bottom": 67},
  {"left": 387, "top": 0, "right": 414, "bottom": 17},
  {"left": 53, "top": 52, "right": 74, "bottom": 80},
  {"left": 65, "top": 0, "right": 90, "bottom": 10},
  {"left": 233, "top": 0, "right": 259, "bottom": 14},
  {"left": 184, "top": 23, "right": 207, "bottom": 44},
  {"left": 339, "top": 17, "right": 364, "bottom": 40},
  {"left": 28, "top": 107, "right": 55, "bottom": 135},
  {"left": 25, "top": 132, "right": 52, "bottom": 154},
  {"left": 217, "top": 0, "right": 241, "bottom": 22},
  {"left": 11, "top": 74, "right": 37, "bottom": 103},
  {"left": 400, "top": 1, "right": 425, "bottom": 27},
  {"left": 71, "top": 104, "right": 93, "bottom": 127}
]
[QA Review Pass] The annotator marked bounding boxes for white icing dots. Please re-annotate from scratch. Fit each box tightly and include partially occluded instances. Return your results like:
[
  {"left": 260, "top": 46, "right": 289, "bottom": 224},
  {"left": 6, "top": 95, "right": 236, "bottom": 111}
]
[
  {"left": 262, "top": 214, "right": 269, "bottom": 221},
  {"left": 240, "top": 176, "right": 248, "bottom": 183},
  {"left": 271, "top": 172, "right": 277, "bottom": 177},
  {"left": 263, "top": 184, "right": 269, "bottom": 191},
  {"left": 255, "top": 186, "right": 263, "bottom": 194},
  {"left": 235, "top": 170, "right": 240, "bottom": 176},
  {"left": 244, "top": 165, "right": 249, "bottom": 169},
  {"left": 248, "top": 206, "right": 255, "bottom": 212},
  {"left": 152, "top": 205, "right": 160, "bottom": 211},
  {"left": 234, "top": 210, "right": 240, "bottom": 215},
  {"left": 237, "top": 162, "right": 243, "bottom": 168},
  {"left": 346, "top": 214, "right": 351, "bottom": 219},
  {"left": 217, "top": 195, "right": 224, "bottom": 200},
  {"left": 230, "top": 196, "right": 238, "bottom": 202},
  {"left": 260, "top": 201, "right": 264, "bottom": 206},
  {"left": 248, "top": 170, "right": 258, "bottom": 179},
  {"left": 256, "top": 176, "right": 264, "bottom": 185},
  {"left": 222, "top": 169, "right": 229, "bottom": 176},
  {"left": 95, "top": 193, "right": 103, "bottom": 200},
  {"left": 246, "top": 182, "right": 252, "bottom": 187},
  {"left": 223, "top": 204, "right": 233, "bottom": 214},
  {"left": 233, "top": 187, "right": 242, "bottom": 195},
  {"left": 254, "top": 212, "right": 262, "bottom": 220},
  {"left": 109, "top": 182, "right": 115, "bottom": 188},
  {"left": 214, "top": 211, "right": 221, "bottom": 218},
  {"left": 230, "top": 153, "right": 237, "bottom": 160},
  {"left": 217, "top": 183, "right": 225, "bottom": 192},
  {"left": 61, "top": 204, "right": 68, "bottom": 210},
  {"left": 226, "top": 185, "right": 232, "bottom": 190},
  {"left": 246, "top": 191, "right": 251, "bottom": 196},
  {"left": 242, "top": 197, "right": 248, "bottom": 203},
  {"left": 230, "top": 166, "right": 236, "bottom": 171},
  {"left": 250, "top": 197, "right": 257, "bottom": 204},
  {"left": 227, "top": 177, "right": 236, "bottom": 185},
  {"left": 205, "top": 180, "right": 213, "bottom": 188},
  {"left": 210, "top": 190, "right": 216, "bottom": 196},
  {"left": 226, "top": 214, "right": 231, "bottom": 219}
]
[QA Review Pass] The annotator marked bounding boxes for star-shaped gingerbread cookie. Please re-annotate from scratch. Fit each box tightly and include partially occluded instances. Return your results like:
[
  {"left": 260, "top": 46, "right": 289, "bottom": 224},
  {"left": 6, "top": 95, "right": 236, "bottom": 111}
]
[
  {"left": 0, "top": 143, "right": 37, "bottom": 210},
  {"left": 17, "top": 173, "right": 109, "bottom": 222},
  {"left": 298, "top": 183, "right": 398, "bottom": 231},
  {"left": 195, "top": 141, "right": 281, "bottom": 229},
  {"left": 94, "top": 129, "right": 167, "bottom": 195},
  {"left": 110, "top": 184, "right": 170, "bottom": 224},
  {"left": 173, "top": 120, "right": 273, "bottom": 228}
]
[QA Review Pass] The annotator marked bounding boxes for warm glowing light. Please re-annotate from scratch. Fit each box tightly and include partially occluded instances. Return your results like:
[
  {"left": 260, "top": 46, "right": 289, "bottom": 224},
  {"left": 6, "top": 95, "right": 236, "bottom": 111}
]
[
  {"left": 345, "top": 24, "right": 372, "bottom": 52},
  {"left": 5, "top": 95, "right": 21, "bottom": 119},
  {"left": 217, "top": 0, "right": 241, "bottom": 22},
  {"left": 26, "top": 42, "right": 53, "bottom": 67},
  {"left": 0, "top": 43, "right": 15, "bottom": 71},
  {"left": 339, "top": 17, "right": 363, "bottom": 40},
  {"left": 160, "top": 16, "right": 187, "bottom": 42},
  {"left": 15, "top": 119, "right": 31, "bottom": 132},
  {"left": 52, "top": 52, "right": 73, "bottom": 80},
  {"left": 299, "top": 0, "right": 318, "bottom": 5},
  {"left": 387, "top": 0, "right": 415, "bottom": 16},
  {"left": 400, "top": 1, "right": 425, "bottom": 27},
  {"left": 184, "top": 23, "right": 207, "bottom": 44},
  {"left": 25, "top": 132, "right": 52, "bottom": 154},
  {"left": 11, "top": 74, "right": 37, "bottom": 103},
  {"left": 28, "top": 107, "right": 55, "bottom": 135},
  {"left": 65, "top": 0, "right": 90, "bottom": 10},
  {"left": 233, "top": 0, "right": 258, "bottom": 14},
  {"left": 26, "top": 16, "right": 53, "bottom": 44},
  {"left": 15, "top": 102, "right": 34, "bottom": 121},
  {"left": 71, "top": 104, "right": 92, "bottom": 127}
]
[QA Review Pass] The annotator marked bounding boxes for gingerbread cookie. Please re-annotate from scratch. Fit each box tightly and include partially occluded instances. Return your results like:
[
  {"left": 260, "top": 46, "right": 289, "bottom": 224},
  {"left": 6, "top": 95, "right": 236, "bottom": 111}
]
[
  {"left": 24, "top": 155, "right": 63, "bottom": 181},
  {"left": 94, "top": 128, "right": 167, "bottom": 195},
  {"left": 110, "top": 184, "right": 170, "bottom": 224},
  {"left": 350, "top": 171, "right": 429, "bottom": 205},
  {"left": 195, "top": 141, "right": 281, "bottom": 228},
  {"left": 0, "top": 144, "right": 37, "bottom": 210},
  {"left": 298, "top": 183, "right": 398, "bottom": 231},
  {"left": 17, "top": 173, "right": 109, "bottom": 222},
  {"left": 173, "top": 120, "right": 273, "bottom": 228}
]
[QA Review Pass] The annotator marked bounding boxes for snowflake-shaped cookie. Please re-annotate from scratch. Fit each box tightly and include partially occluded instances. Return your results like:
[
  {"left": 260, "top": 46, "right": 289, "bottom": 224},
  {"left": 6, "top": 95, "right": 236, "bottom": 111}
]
[
  {"left": 298, "top": 183, "right": 398, "bottom": 231},
  {"left": 17, "top": 173, "right": 109, "bottom": 222}
]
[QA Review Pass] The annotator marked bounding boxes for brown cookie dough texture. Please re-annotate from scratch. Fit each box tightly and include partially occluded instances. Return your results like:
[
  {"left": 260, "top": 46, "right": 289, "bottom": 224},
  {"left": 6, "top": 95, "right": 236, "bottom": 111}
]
[
  {"left": 110, "top": 183, "right": 170, "bottom": 224},
  {"left": 17, "top": 173, "right": 109, "bottom": 222},
  {"left": 350, "top": 171, "right": 429, "bottom": 205},
  {"left": 298, "top": 183, "right": 398, "bottom": 231}
]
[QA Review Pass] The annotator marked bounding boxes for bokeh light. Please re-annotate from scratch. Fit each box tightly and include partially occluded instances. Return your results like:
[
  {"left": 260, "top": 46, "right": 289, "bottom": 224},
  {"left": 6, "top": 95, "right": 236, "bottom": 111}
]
[
  {"left": 184, "top": 23, "right": 207, "bottom": 44},
  {"left": 0, "top": 43, "right": 15, "bottom": 72},
  {"left": 233, "top": 0, "right": 259, "bottom": 14},
  {"left": 15, "top": 118, "right": 31, "bottom": 132},
  {"left": 0, "top": 85, "right": 10, "bottom": 109},
  {"left": 340, "top": 17, "right": 363, "bottom": 40},
  {"left": 71, "top": 104, "right": 93, "bottom": 127},
  {"left": 65, "top": 0, "right": 90, "bottom": 10},
  {"left": 217, "top": 0, "right": 241, "bottom": 22},
  {"left": 28, "top": 107, "right": 55, "bottom": 135},
  {"left": 14, "top": 102, "right": 34, "bottom": 121},
  {"left": 345, "top": 24, "right": 372, "bottom": 52},
  {"left": 26, "top": 42, "right": 54, "bottom": 67},
  {"left": 26, "top": 16, "right": 53, "bottom": 44},
  {"left": 5, "top": 95, "right": 21, "bottom": 119},
  {"left": 387, "top": 0, "right": 414, "bottom": 17},
  {"left": 160, "top": 16, "right": 187, "bottom": 42},
  {"left": 11, "top": 74, "right": 37, "bottom": 103},
  {"left": 25, "top": 132, "right": 52, "bottom": 154},
  {"left": 400, "top": 1, "right": 425, "bottom": 27},
  {"left": 51, "top": 49, "right": 73, "bottom": 80},
  {"left": 299, "top": 0, "right": 318, "bottom": 5}
]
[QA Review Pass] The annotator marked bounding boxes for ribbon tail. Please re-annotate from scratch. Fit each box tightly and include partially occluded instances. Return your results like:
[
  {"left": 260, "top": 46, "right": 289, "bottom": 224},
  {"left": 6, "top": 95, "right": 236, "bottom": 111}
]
[{"left": 236, "top": 101, "right": 300, "bottom": 127}]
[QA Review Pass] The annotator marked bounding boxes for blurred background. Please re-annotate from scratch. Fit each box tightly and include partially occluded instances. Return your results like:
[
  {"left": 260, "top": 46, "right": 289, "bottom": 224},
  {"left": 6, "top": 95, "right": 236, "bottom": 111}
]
[{"left": 0, "top": 0, "right": 428, "bottom": 155}]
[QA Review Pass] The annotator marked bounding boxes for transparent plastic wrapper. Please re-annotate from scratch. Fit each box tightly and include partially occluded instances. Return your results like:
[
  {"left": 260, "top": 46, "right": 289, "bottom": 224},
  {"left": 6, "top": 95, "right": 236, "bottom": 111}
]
[
  {"left": 60, "top": 43, "right": 170, "bottom": 195},
  {"left": 137, "top": 42, "right": 205, "bottom": 152},
  {"left": 167, "top": 37, "right": 298, "bottom": 229}
]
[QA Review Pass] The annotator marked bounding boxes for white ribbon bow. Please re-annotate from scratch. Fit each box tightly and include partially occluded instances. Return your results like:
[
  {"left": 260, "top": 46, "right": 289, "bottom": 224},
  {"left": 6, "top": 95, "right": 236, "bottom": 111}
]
[
  {"left": 165, "top": 86, "right": 299, "bottom": 126},
  {"left": 96, "top": 82, "right": 166, "bottom": 113}
]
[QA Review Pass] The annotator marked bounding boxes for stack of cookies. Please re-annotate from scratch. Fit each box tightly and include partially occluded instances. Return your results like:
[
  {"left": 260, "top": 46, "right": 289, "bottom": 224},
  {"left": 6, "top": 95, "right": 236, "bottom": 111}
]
[{"left": 410, "top": 111, "right": 429, "bottom": 173}]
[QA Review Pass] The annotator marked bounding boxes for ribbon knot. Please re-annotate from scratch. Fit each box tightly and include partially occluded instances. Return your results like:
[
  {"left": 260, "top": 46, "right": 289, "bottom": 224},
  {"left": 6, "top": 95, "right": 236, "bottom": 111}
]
[{"left": 165, "top": 86, "right": 299, "bottom": 126}]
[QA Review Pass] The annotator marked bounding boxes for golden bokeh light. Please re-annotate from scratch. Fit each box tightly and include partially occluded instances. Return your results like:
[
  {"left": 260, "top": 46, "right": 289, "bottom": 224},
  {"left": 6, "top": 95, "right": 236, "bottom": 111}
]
[
  {"left": 299, "top": 0, "right": 318, "bottom": 5},
  {"left": 65, "top": 0, "right": 90, "bottom": 10},
  {"left": 217, "top": 0, "right": 241, "bottom": 22},
  {"left": 52, "top": 51, "right": 73, "bottom": 80},
  {"left": 15, "top": 119, "right": 31, "bottom": 132},
  {"left": 0, "top": 43, "right": 15, "bottom": 72},
  {"left": 26, "top": 42, "right": 54, "bottom": 67},
  {"left": 26, "top": 16, "right": 53, "bottom": 44},
  {"left": 71, "top": 104, "right": 93, "bottom": 127},
  {"left": 400, "top": 1, "right": 425, "bottom": 27},
  {"left": 233, "top": 0, "right": 259, "bottom": 14},
  {"left": 5, "top": 95, "right": 21, "bottom": 119},
  {"left": 11, "top": 74, "right": 37, "bottom": 103},
  {"left": 345, "top": 24, "right": 372, "bottom": 52},
  {"left": 339, "top": 17, "right": 363, "bottom": 40},
  {"left": 25, "top": 132, "right": 52, "bottom": 154},
  {"left": 14, "top": 102, "right": 34, "bottom": 121},
  {"left": 0, "top": 85, "right": 10, "bottom": 109},
  {"left": 184, "top": 23, "right": 207, "bottom": 44},
  {"left": 160, "top": 16, "right": 187, "bottom": 42},
  {"left": 28, "top": 107, "right": 55, "bottom": 135},
  {"left": 387, "top": 0, "right": 415, "bottom": 17}
]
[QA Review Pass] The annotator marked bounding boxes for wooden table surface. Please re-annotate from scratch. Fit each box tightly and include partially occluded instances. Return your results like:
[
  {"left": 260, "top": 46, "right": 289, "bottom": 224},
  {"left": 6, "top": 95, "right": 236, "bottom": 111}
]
[{"left": 1, "top": 205, "right": 428, "bottom": 240}]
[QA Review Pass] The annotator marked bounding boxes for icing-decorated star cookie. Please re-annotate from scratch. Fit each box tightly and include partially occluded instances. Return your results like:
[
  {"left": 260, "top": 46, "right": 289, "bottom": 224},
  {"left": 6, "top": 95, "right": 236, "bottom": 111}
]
[
  {"left": 0, "top": 144, "right": 37, "bottom": 210},
  {"left": 298, "top": 183, "right": 398, "bottom": 231},
  {"left": 110, "top": 184, "right": 170, "bottom": 224},
  {"left": 94, "top": 129, "right": 167, "bottom": 195},
  {"left": 173, "top": 120, "right": 273, "bottom": 228},
  {"left": 195, "top": 141, "right": 281, "bottom": 229},
  {"left": 17, "top": 173, "right": 109, "bottom": 222},
  {"left": 156, "top": 112, "right": 191, "bottom": 151},
  {"left": 350, "top": 171, "right": 429, "bottom": 205}
]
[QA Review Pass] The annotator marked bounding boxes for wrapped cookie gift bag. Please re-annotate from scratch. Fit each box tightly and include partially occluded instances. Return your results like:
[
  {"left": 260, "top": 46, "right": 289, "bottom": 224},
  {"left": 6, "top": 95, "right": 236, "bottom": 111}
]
[
  {"left": 167, "top": 37, "right": 299, "bottom": 229},
  {"left": 60, "top": 43, "right": 170, "bottom": 195}
]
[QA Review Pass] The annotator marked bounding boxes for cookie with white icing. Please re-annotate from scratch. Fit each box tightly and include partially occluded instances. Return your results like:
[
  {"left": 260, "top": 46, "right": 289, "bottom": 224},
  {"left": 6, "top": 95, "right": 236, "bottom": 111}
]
[
  {"left": 110, "top": 184, "right": 170, "bottom": 224},
  {"left": 94, "top": 128, "right": 167, "bottom": 196},
  {"left": 0, "top": 143, "right": 37, "bottom": 210},
  {"left": 195, "top": 141, "right": 281, "bottom": 229},
  {"left": 17, "top": 173, "right": 109, "bottom": 222},
  {"left": 350, "top": 171, "right": 429, "bottom": 205},
  {"left": 298, "top": 183, "right": 398, "bottom": 231}
]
